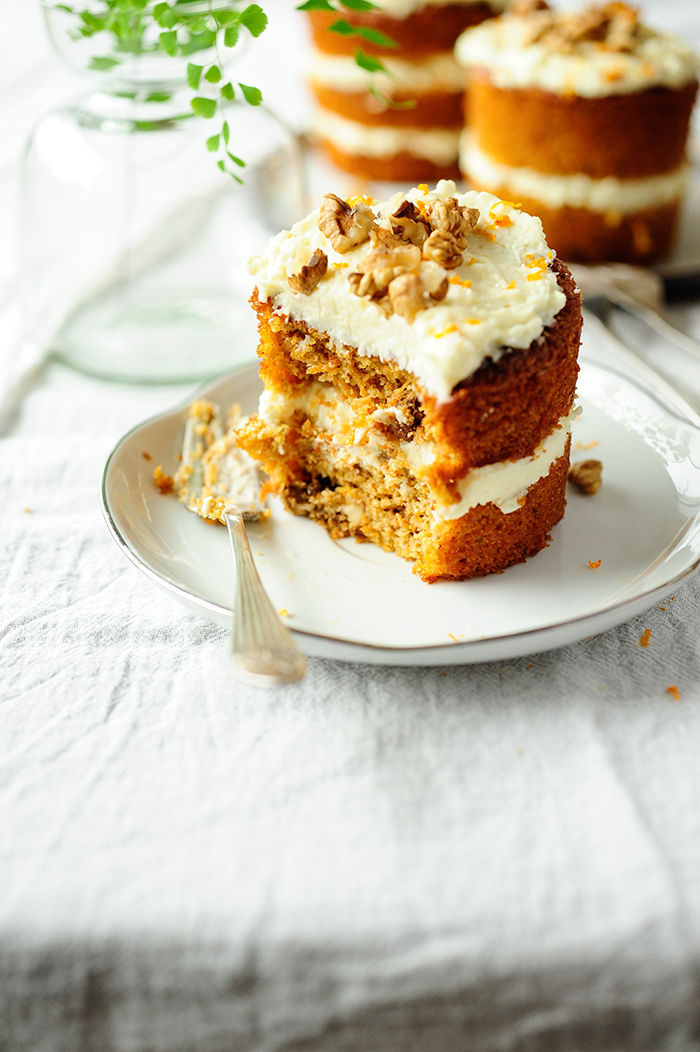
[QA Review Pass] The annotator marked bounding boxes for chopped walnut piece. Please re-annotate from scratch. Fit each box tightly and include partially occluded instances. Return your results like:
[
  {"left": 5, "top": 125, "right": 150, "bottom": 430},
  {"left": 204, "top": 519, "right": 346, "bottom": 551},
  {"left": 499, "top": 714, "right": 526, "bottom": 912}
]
[
  {"left": 389, "top": 264, "right": 448, "bottom": 322},
  {"left": 357, "top": 231, "right": 422, "bottom": 277},
  {"left": 527, "top": 2, "right": 640, "bottom": 53},
  {"left": 288, "top": 249, "right": 328, "bottom": 295},
  {"left": 423, "top": 229, "right": 463, "bottom": 270},
  {"left": 318, "top": 193, "right": 374, "bottom": 253},
  {"left": 383, "top": 197, "right": 431, "bottom": 247},
  {"left": 568, "top": 459, "right": 603, "bottom": 494},
  {"left": 429, "top": 198, "right": 479, "bottom": 251},
  {"left": 348, "top": 265, "right": 411, "bottom": 300}
]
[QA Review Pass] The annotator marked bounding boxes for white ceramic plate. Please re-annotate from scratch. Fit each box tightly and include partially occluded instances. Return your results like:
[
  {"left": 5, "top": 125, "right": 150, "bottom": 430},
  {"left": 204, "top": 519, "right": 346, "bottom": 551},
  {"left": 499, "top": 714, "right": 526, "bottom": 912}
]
[{"left": 101, "top": 355, "right": 700, "bottom": 665}]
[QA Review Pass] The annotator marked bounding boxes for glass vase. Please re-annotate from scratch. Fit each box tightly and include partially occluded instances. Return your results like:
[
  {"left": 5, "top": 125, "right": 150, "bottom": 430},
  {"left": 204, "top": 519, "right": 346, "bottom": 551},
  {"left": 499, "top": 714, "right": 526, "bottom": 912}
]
[{"left": 21, "top": 1, "right": 306, "bottom": 383}]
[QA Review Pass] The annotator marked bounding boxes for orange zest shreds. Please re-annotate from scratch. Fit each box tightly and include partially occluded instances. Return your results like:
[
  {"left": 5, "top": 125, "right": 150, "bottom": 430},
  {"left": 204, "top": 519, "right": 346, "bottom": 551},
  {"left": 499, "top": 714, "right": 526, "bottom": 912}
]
[
  {"left": 659, "top": 606, "right": 666, "bottom": 611},
  {"left": 525, "top": 255, "right": 547, "bottom": 269},
  {"left": 575, "top": 439, "right": 599, "bottom": 450},
  {"left": 448, "top": 275, "right": 471, "bottom": 287},
  {"left": 666, "top": 685, "right": 681, "bottom": 701},
  {"left": 478, "top": 228, "right": 497, "bottom": 241},
  {"left": 347, "top": 194, "right": 373, "bottom": 206},
  {"left": 527, "top": 272, "right": 543, "bottom": 281},
  {"left": 492, "top": 215, "right": 513, "bottom": 228},
  {"left": 331, "top": 261, "right": 349, "bottom": 269},
  {"left": 278, "top": 608, "right": 289, "bottom": 618},
  {"left": 24, "top": 507, "right": 31, "bottom": 513},
  {"left": 639, "top": 628, "right": 651, "bottom": 647},
  {"left": 153, "top": 465, "right": 174, "bottom": 494},
  {"left": 142, "top": 451, "right": 152, "bottom": 461},
  {"left": 435, "top": 325, "right": 459, "bottom": 338},
  {"left": 417, "top": 183, "right": 429, "bottom": 193},
  {"left": 466, "top": 318, "right": 481, "bottom": 325},
  {"left": 506, "top": 280, "right": 516, "bottom": 289},
  {"left": 588, "top": 558, "right": 602, "bottom": 569},
  {"left": 415, "top": 200, "right": 430, "bottom": 220}
]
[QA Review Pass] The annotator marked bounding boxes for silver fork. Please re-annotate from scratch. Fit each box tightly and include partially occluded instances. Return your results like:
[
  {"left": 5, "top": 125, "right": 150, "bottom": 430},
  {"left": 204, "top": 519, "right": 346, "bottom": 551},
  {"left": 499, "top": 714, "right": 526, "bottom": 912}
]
[{"left": 176, "top": 401, "right": 307, "bottom": 687}]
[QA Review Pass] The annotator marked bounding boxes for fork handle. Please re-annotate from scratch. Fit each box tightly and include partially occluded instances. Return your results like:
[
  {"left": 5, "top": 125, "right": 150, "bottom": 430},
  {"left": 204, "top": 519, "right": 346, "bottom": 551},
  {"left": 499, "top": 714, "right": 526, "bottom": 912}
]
[{"left": 224, "top": 511, "right": 307, "bottom": 686}]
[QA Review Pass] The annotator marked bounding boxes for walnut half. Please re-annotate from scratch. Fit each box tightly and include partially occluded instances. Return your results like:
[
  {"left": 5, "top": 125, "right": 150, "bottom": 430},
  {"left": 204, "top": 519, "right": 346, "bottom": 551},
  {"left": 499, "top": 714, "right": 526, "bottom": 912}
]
[
  {"left": 568, "top": 459, "right": 603, "bottom": 495},
  {"left": 318, "top": 193, "right": 375, "bottom": 253}
]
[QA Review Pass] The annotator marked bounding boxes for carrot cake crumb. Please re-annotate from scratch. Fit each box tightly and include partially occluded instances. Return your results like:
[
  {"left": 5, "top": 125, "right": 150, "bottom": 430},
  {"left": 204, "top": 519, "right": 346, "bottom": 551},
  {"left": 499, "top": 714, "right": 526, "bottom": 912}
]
[
  {"left": 142, "top": 451, "right": 152, "bottom": 461},
  {"left": 153, "top": 465, "right": 174, "bottom": 494},
  {"left": 639, "top": 628, "right": 651, "bottom": 647},
  {"left": 666, "top": 685, "right": 681, "bottom": 701}
]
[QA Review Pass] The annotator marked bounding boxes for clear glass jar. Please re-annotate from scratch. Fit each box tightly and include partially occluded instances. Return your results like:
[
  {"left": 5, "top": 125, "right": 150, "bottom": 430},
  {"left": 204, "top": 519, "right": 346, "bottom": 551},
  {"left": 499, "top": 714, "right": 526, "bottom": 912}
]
[{"left": 21, "top": 1, "right": 306, "bottom": 383}]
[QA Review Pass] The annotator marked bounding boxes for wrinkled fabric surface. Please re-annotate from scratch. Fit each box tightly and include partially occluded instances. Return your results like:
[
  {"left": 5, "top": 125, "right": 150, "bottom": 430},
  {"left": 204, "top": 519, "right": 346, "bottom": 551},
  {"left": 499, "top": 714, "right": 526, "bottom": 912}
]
[{"left": 3, "top": 2, "right": 700, "bottom": 1050}]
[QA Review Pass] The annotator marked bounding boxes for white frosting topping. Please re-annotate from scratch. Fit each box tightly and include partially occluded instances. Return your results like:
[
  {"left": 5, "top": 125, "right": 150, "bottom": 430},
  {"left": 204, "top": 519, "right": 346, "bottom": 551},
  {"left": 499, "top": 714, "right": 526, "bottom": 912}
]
[
  {"left": 462, "top": 135, "right": 689, "bottom": 212},
  {"left": 257, "top": 382, "right": 575, "bottom": 520},
  {"left": 248, "top": 181, "right": 567, "bottom": 403},
  {"left": 308, "top": 51, "right": 465, "bottom": 95},
  {"left": 353, "top": 0, "right": 504, "bottom": 16},
  {"left": 456, "top": 12, "right": 700, "bottom": 97},
  {"left": 312, "top": 110, "right": 461, "bottom": 162}
]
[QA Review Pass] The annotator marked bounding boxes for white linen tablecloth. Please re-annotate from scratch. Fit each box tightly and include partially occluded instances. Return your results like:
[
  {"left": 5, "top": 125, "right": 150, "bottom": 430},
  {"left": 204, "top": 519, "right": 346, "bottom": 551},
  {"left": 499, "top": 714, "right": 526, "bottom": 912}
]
[{"left": 3, "top": 2, "right": 700, "bottom": 1050}]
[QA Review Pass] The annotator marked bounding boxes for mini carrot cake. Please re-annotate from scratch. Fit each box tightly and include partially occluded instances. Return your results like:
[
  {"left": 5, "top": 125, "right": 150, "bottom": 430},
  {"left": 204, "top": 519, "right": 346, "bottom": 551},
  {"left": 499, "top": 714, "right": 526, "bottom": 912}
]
[
  {"left": 456, "top": 1, "right": 699, "bottom": 262},
  {"left": 238, "top": 182, "right": 581, "bottom": 581},
  {"left": 306, "top": 0, "right": 504, "bottom": 182}
]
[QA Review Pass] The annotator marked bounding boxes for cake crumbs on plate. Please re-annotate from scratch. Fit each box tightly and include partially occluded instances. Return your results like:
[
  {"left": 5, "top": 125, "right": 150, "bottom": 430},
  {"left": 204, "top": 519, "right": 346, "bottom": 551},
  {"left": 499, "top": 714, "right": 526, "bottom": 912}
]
[
  {"left": 142, "top": 451, "right": 152, "bottom": 461},
  {"left": 639, "top": 628, "right": 651, "bottom": 647},
  {"left": 153, "top": 465, "right": 174, "bottom": 494},
  {"left": 666, "top": 685, "right": 681, "bottom": 701},
  {"left": 588, "top": 558, "right": 602, "bottom": 569}
]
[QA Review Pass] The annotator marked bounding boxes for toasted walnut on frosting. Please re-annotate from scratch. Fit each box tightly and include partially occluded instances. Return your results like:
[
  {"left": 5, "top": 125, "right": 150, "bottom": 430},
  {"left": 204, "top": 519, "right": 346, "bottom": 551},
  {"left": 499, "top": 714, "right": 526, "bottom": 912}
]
[
  {"left": 318, "top": 193, "right": 375, "bottom": 253},
  {"left": 288, "top": 249, "right": 328, "bottom": 296},
  {"left": 522, "top": 2, "right": 641, "bottom": 54},
  {"left": 389, "top": 263, "right": 449, "bottom": 323},
  {"left": 378, "top": 196, "right": 431, "bottom": 248}
]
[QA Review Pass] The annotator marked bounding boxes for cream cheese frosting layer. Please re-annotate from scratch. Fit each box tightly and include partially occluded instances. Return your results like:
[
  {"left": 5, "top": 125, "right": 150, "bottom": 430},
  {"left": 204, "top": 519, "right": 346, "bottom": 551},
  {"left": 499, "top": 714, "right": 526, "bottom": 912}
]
[
  {"left": 311, "top": 110, "right": 461, "bottom": 162},
  {"left": 248, "top": 181, "right": 566, "bottom": 403},
  {"left": 456, "top": 14, "right": 700, "bottom": 97},
  {"left": 308, "top": 51, "right": 465, "bottom": 95},
  {"left": 257, "top": 382, "right": 575, "bottom": 521},
  {"left": 462, "top": 136, "right": 689, "bottom": 212}
]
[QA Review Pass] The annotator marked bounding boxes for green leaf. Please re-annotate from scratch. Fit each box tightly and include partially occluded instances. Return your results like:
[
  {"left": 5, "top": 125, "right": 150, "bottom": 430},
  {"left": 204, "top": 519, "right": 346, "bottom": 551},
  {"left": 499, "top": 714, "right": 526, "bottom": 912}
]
[
  {"left": 204, "top": 64, "right": 222, "bottom": 83},
  {"left": 239, "top": 4, "right": 268, "bottom": 38},
  {"left": 296, "top": 0, "right": 335, "bottom": 9},
  {"left": 146, "top": 91, "right": 172, "bottom": 102},
  {"left": 217, "top": 159, "right": 226, "bottom": 172},
  {"left": 339, "top": 0, "right": 378, "bottom": 9},
  {"left": 187, "top": 62, "right": 203, "bottom": 90},
  {"left": 368, "top": 83, "right": 416, "bottom": 109},
  {"left": 88, "top": 56, "right": 120, "bottom": 71},
  {"left": 223, "top": 25, "right": 239, "bottom": 48},
  {"left": 352, "top": 25, "right": 398, "bottom": 47},
  {"left": 214, "top": 10, "right": 240, "bottom": 26},
  {"left": 206, "top": 134, "right": 220, "bottom": 152},
  {"left": 221, "top": 81, "right": 235, "bottom": 100},
  {"left": 354, "top": 48, "right": 385, "bottom": 73},
  {"left": 222, "top": 120, "right": 230, "bottom": 145},
  {"left": 157, "top": 7, "right": 177, "bottom": 28},
  {"left": 159, "top": 29, "right": 178, "bottom": 56},
  {"left": 327, "top": 18, "right": 354, "bottom": 35},
  {"left": 191, "top": 96, "right": 217, "bottom": 118},
  {"left": 227, "top": 152, "right": 246, "bottom": 168},
  {"left": 238, "top": 82, "right": 262, "bottom": 105}
]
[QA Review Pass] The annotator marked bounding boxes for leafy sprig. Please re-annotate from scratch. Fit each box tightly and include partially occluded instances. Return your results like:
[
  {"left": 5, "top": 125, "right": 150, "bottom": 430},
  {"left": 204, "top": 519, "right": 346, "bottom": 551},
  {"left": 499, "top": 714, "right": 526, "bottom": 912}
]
[{"left": 296, "top": 0, "right": 415, "bottom": 111}]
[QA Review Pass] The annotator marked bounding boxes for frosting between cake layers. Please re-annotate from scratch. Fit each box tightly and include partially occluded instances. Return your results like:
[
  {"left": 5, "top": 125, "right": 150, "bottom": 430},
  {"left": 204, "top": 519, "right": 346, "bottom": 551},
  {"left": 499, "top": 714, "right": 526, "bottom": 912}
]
[
  {"left": 462, "top": 136, "right": 689, "bottom": 212},
  {"left": 308, "top": 51, "right": 466, "bottom": 95},
  {"left": 248, "top": 181, "right": 567, "bottom": 404},
  {"left": 257, "top": 382, "right": 575, "bottom": 521},
  {"left": 456, "top": 14, "right": 700, "bottom": 97},
  {"left": 312, "top": 110, "right": 461, "bottom": 163}
]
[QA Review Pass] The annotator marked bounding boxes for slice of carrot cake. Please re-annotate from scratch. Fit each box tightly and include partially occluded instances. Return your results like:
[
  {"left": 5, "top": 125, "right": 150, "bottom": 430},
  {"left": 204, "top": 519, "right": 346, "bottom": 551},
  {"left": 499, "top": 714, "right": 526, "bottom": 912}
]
[{"left": 237, "top": 181, "right": 582, "bottom": 581}]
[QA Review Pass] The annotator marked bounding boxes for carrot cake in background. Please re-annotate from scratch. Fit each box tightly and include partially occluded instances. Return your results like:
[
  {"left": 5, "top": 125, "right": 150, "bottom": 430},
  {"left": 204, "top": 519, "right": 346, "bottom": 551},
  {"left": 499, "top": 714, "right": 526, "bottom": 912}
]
[
  {"left": 305, "top": 0, "right": 504, "bottom": 183},
  {"left": 456, "top": 1, "right": 699, "bottom": 263},
  {"left": 238, "top": 181, "right": 581, "bottom": 581}
]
